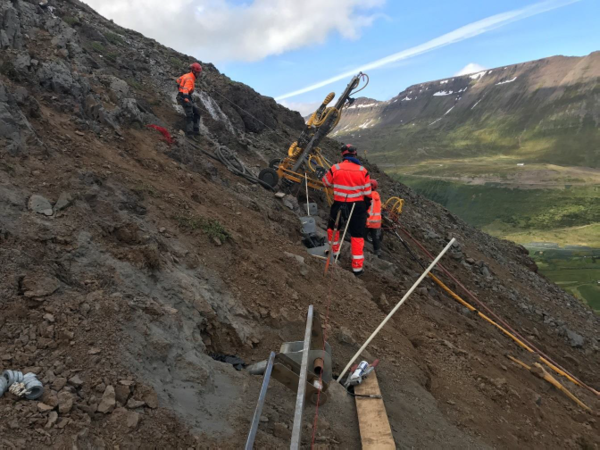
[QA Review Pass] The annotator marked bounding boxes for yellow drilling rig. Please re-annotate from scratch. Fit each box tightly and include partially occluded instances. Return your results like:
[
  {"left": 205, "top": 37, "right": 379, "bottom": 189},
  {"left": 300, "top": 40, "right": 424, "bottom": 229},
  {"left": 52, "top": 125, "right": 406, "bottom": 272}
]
[{"left": 258, "top": 73, "right": 369, "bottom": 205}]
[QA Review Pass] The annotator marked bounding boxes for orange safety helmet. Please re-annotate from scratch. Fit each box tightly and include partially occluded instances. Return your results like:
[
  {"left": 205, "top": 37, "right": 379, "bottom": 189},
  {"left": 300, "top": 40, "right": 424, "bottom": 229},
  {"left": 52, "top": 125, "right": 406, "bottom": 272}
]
[
  {"left": 371, "top": 179, "right": 378, "bottom": 191},
  {"left": 190, "top": 62, "right": 202, "bottom": 76}
]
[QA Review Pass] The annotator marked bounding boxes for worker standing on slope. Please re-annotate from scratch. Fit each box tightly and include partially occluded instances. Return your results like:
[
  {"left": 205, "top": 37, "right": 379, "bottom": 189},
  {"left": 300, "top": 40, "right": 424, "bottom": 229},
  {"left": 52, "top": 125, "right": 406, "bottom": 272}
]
[
  {"left": 322, "top": 144, "right": 372, "bottom": 276},
  {"left": 177, "top": 62, "right": 202, "bottom": 137},
  {"left": 366, "top": 179, "right": 382, "bottom": 257}
]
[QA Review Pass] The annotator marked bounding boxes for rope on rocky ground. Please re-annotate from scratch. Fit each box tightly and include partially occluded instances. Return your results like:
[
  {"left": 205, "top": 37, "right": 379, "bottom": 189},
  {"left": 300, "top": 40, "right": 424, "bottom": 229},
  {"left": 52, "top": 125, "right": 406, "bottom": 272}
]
[
  {"left": 396, "top": 225, "right": 600, "bottom": 397},
  {"left": 185, "top": 138, "right": 276, "bottom": 191}
]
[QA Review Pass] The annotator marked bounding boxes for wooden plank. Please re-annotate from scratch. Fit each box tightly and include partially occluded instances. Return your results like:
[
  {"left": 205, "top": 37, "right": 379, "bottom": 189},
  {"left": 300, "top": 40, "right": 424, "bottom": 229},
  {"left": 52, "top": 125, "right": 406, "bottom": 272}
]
[{"left": 354, "top": 370, "right": 396, "bottom": 449}]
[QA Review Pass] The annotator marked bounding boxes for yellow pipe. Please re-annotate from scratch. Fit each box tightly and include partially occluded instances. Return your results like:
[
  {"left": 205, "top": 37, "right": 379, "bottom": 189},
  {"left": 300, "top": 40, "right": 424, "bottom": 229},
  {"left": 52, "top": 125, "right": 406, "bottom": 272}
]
[
  {"left": 507, "top": 356, "right": 592, "bottom": 412},
  {"left": 426, "top": 273, "right": 598, "bottom": 389},
  {"left": 430, "top": 274, "right": 535, "bottom": 352},
  {"left": 532, "top": 363, "right": 592, "bottom": 412},
  {"left": 507, "top": 355, "right": 531, "bottom": 371},
  {"left": 538, "top": 357, "right": 583, "bottom": 389}
]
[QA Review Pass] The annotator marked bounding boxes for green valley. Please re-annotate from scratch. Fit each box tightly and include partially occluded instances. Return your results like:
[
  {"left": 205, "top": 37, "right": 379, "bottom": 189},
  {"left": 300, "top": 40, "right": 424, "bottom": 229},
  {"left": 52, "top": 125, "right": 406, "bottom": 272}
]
[{"left": 393, "top": 174, "right": 600, "bottom": 311}]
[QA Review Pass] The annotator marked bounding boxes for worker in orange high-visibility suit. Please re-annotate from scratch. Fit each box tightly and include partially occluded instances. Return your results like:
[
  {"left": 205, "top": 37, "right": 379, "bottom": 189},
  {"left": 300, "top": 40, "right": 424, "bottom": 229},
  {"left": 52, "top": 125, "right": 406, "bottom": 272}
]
[
  {"left": 177, "top": 62, "right": 202, "bottom": 136},
  {"left": 322, "top": 144, "right": 372, "bottom": 276},
  {"left": 365, "top": 179, "right": 382, "bottom": 257}
]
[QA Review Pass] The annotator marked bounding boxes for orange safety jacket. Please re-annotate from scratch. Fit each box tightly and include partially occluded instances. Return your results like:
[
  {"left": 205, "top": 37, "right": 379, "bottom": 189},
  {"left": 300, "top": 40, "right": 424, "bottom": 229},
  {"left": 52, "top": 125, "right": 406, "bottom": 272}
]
[
  {"left": 177, "top": 72, "right": 196, "bottom": 97},
  {"left": 322, "top": 159, "right": 372, "bottom": 203},
  {"left": 367, "top": 191, "right": 381, "bottom": 228}
]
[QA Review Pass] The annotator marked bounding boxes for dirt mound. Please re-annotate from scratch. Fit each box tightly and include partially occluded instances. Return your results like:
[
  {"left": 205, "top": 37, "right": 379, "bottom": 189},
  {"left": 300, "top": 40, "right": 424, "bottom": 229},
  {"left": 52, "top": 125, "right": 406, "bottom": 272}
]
[{"left": 0, "top": 1, "right": 598, "bottom": 449}]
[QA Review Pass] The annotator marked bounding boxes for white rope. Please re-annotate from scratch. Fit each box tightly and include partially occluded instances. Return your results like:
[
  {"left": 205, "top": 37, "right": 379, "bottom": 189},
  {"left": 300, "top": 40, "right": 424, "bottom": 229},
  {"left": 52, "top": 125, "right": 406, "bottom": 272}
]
[{"left": 338, "top": 238, "right": 457, "bottom": 381}]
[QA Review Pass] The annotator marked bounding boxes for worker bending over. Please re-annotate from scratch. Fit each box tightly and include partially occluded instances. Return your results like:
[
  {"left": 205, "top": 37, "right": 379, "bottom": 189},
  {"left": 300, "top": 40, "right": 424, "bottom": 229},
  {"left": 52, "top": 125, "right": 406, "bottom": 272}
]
[
  {"left": 366, "top": 179, "right": 382, "bottom": 257},
  {"left": 322, "top": 144, "right": 372, "bottom": 276},
  {"left": 177, "top": 62, "right": 202, "bottom": 136}
]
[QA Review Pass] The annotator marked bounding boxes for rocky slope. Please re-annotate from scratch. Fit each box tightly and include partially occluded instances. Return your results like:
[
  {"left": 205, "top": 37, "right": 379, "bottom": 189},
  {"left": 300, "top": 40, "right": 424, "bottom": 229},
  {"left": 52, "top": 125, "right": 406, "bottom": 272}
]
[
  {"left": 334, "top": 52, "right": 600, "bottom": 168},
  {"left": 0, "top": 1, "right": 599, "bottom": 449}
]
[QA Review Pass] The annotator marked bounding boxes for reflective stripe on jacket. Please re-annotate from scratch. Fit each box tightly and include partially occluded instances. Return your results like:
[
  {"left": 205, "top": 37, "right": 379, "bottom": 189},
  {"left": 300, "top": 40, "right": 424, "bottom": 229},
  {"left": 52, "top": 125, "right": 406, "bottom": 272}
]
[
  {"left": 177, "top": 72, "right": 196, "bottom": 96},
  {"left": 322, "top": 159, "right": 372, "bottom": 203},
  {"left": 367, "top": 191, "right": 381, "bottom": 228}
]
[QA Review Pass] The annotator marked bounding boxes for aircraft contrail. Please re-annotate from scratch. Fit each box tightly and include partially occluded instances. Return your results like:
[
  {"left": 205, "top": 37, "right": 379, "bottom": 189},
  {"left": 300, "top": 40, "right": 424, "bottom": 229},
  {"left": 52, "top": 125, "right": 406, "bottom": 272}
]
[{"left": 275, "top": 0, "right": 582, "bottom": 100}]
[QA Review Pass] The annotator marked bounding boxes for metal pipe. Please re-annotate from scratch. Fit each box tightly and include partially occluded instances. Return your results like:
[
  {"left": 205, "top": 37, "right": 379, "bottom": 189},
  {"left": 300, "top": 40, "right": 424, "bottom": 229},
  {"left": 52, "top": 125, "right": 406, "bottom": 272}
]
[
  {"left": 290, "top": 305, "right": 314, "bottom": 450},
  {"left": 313, "top": 357, "right": 324, "bottom": 376},
  {"left": 305, "top": 173, "right": 310, "bottom": 216},
  {"left": 338, "top": 238, "right": 457, "bottom": 382},
  {"left": 245, "top": 351, "right": 276, "bottom": 450}
]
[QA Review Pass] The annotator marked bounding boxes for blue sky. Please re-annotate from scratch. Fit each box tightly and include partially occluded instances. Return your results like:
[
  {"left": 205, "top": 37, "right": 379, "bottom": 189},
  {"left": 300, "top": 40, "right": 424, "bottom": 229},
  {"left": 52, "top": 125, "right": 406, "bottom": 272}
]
[{"left": 86, "top": 0, "right": 599, "bottom": 114}]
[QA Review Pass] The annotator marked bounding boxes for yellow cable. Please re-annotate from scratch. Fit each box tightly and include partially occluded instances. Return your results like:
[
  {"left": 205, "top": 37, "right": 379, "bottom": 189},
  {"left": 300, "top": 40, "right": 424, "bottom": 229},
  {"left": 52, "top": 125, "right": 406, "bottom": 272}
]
[{"left": 426, "top": 273, "right": 596, "bottom": 391}]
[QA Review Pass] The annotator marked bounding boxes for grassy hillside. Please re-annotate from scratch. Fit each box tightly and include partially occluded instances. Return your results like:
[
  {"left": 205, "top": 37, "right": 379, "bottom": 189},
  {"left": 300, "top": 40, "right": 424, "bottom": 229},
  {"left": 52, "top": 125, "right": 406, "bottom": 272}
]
[
  {"left": 531, "top": 247, "right": 600, "bottom": 312},
  {"left": 396, "top": 175, "right": 600, "bottom": 310},
  {"left": 395, "top": 176, "right": 600, "bottom": 236}
]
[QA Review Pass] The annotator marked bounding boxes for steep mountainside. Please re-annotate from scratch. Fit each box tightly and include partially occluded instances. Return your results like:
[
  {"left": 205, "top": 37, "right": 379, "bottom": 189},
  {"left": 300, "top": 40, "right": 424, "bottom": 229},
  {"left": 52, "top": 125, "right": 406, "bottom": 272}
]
[
  {"left": 0, "top": 1, "right": 599, "bottom": 449},
  {"left": 335, "top": 52, "right": 600, "bottom": 168}
]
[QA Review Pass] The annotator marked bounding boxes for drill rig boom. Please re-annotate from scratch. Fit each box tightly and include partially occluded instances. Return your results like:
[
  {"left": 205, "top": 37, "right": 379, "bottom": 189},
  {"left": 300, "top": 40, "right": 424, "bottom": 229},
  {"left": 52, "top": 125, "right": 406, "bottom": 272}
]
[{"left": 258, "top": 73, "right": 369, "bottom": 204}]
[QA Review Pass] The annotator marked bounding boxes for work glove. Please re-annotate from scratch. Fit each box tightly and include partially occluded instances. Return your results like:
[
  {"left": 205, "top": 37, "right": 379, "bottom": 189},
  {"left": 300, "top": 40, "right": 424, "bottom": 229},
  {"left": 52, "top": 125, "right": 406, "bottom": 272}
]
[{"left": 184, "top": 98, "right": 190, "bottom": 103}]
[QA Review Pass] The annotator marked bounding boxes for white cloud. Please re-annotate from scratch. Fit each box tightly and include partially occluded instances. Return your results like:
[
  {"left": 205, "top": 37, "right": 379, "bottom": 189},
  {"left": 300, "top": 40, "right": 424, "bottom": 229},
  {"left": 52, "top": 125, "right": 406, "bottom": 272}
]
[
  {"left": 278, "top": 100, "right": 322, "bottom": 117},
  {"left": 82, "top": 0, "right": 385, "bottom": 63},
  {"left": 455, "top": 63, "right": 487, "bottom": 76},
  {"left": 275, "top": 0, "right": 582, "bottom": 100}
]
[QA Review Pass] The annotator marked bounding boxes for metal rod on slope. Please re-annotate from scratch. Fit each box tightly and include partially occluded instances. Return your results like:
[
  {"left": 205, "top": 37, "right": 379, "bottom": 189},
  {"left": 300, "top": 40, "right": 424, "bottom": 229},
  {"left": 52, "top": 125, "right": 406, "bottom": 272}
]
[
  {"left": 245, "top": 351, "right": 276, "bottom": 450},
  {"left": 338, "top": 238, "right": 457, "bottom": 382},
  {"left": 290, "top": 305, "right": 314, "bottom": 450},
  {"left": 305, "top": 173, "right": 310, "bottom": 216}
]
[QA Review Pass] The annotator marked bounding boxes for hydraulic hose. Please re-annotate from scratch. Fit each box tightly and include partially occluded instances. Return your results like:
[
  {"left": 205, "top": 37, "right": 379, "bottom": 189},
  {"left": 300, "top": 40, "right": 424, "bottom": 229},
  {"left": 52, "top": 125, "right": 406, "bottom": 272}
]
[
  {"left": 186, "top": 139, "right": 276, "bottom": 191},
  {"left": 1, "top": 370, "right": 44, "bottom": 400}
]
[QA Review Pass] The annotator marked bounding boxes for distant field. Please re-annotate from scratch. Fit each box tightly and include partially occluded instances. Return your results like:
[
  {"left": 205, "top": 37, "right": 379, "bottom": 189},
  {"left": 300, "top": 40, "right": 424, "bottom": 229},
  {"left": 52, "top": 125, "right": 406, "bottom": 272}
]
[
  {"left": 394, "top": 175, "right": 600, "bottom": 240},
  {"left": 504, "top": 224, "right": 600, "bottom": 248},
  {"left": 530, "top": 248, "right": 600, "bottom": 312},
  {"left": 383, "top": 158, "right": 600, "bottom": 187},
  {"left": 392, "top": 173, "right": 600, "bottom": 311}
]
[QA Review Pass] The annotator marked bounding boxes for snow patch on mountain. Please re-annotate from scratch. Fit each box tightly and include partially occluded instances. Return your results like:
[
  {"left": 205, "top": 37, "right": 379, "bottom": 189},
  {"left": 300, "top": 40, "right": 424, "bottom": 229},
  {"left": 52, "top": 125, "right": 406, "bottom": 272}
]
[
  {"left": 470, "top": 71, "right": 486, "bottom": 80},
  {"left": 348, "top": 102, "right": 379, "bottom": 109},
  {"left": 496, "top": 77, "right": 518, "bottom": 86}
]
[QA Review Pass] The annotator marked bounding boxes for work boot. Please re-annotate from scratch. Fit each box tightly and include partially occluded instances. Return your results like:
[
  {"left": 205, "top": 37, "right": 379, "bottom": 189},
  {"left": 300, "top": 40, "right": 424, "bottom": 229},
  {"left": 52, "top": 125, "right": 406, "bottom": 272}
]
[
  {"left": 353, "top": 269, "right": 364, "bottom": 277},
  {"left": 375, "top": 249, "right": 382, "bottom": 258},
  {"left": 193, "top": 129, "right": 201, "bottom": 136}
]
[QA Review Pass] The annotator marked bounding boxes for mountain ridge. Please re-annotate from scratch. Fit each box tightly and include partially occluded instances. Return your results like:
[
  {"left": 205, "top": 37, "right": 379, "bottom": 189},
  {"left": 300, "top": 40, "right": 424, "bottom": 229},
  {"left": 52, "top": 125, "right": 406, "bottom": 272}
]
[{"left": 334, "top": 51, "right": 600, "bottom": 168}]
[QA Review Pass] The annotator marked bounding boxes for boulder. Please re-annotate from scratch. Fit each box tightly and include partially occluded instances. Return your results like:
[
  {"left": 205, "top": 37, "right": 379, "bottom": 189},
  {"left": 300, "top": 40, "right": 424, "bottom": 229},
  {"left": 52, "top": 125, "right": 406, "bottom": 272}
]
[
  {"left": 97, "top": 385, "right": 116, "bottom": 414},
  {"left": 68, "top": 375, "right": 84, "bottom": 388},
  {"left": 54, "top": 192, "right": 73, "bottom": 212},
  {"left": 57, "top": 391, "right": 74, "bottom": 414},
  {"left": 567, "top": 330, "right": 585, "bottom": 348},
  {"left": 114, "top": 384, "right": 130, "bottom": 405},
  {"left": 126, "top": 398, "right": 145, "bottom": 409},
  {"left": 126, "top": 411, "right": 140, "bottom": 429},
  {"left": 21, "top": 275, "right": 60, "bottom": 299},
  {"left": 45, "top": 411, "right": 58, "bottom": 428},
  {"left": 37, "top": 402, "right": 54, "bottom": 412},
  {"left": 28, "top": 195, "right": 53, "bottom": 216}
]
